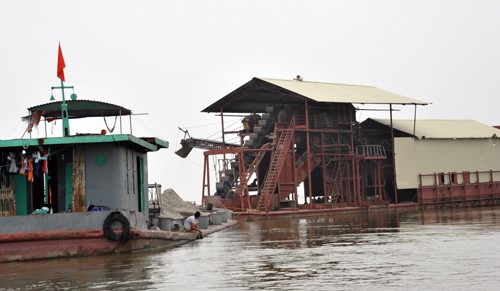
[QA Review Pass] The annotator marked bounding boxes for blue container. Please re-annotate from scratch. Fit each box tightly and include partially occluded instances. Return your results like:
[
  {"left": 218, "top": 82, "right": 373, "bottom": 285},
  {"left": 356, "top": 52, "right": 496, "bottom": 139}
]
[
  {"left": 198, "top": 215, "right": 208, "bottom": 229},
  {"left": 159, "top": 218, "right": 173, "bottom": 231},
  {"left": 211, "top": 213, "right": 222, "bottom": 225},
  {"left": 221, "top": 212, "right": 228, "bottom": 223}
]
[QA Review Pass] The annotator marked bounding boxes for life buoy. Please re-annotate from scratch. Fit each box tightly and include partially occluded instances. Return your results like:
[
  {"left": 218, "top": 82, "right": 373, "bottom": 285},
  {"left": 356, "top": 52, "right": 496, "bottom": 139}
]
[{"left": 103, "top": 212, "right": 131, "bottom": 242}]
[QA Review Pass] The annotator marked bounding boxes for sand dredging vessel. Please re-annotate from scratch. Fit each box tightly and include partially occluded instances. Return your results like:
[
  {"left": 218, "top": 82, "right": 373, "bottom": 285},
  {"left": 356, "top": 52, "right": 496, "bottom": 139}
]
[{"left": 177, "top": 77, "right": 500, "bottom": 219}]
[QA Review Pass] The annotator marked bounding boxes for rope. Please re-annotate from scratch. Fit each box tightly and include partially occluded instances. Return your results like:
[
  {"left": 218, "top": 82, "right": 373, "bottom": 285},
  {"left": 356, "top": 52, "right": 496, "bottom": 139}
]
[{"left": 103, "top": 116, "right": 118, "bottom": 133}]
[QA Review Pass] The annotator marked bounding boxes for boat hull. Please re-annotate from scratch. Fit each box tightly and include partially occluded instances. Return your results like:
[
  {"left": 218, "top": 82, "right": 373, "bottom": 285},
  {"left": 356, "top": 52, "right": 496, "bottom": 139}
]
[
  {"left": 0, "top": 228, "right": 193, "bottom": 263},
  {"left": 0, "top": 217, "right": 238, "bottom": 263}
]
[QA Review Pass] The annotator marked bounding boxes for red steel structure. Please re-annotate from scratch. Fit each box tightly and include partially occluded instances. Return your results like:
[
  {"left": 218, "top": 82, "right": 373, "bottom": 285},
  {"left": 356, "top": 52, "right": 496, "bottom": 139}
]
[{"left": 177, "top": 77, "right": 500, "bottom": 215}]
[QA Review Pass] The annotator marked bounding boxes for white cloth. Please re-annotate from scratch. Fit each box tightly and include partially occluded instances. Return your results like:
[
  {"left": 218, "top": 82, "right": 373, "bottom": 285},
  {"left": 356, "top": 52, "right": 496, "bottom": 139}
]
[
  {"left": 8, "top": 153, "right": 18, "bottom": 173},
  {"left": 184, "top": 215, "right": 197, "bottom": 231}
]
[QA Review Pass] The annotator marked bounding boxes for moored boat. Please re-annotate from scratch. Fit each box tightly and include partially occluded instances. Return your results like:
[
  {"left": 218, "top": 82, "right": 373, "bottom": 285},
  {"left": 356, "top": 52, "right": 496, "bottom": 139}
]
[{"left": 0, "top": 45, "right": 236, "bottom": 263}]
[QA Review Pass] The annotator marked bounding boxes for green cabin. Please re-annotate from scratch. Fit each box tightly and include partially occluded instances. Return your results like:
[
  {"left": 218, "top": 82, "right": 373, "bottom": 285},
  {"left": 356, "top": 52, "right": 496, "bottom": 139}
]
[{"left": 0, "top": 100, "right": 168, "bottom": 216}]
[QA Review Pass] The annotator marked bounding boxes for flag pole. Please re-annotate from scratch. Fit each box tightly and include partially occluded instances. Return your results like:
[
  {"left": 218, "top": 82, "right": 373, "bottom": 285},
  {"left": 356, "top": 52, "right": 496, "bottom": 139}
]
[
  {"left": 60, "top": 79, "right": 70, "bottom": 137},
  {"left": 51, "top": 82, "right": 73, "bottom": 137},
  {"left": 55, "top": 42, "right": 71, "bottom": 137}
]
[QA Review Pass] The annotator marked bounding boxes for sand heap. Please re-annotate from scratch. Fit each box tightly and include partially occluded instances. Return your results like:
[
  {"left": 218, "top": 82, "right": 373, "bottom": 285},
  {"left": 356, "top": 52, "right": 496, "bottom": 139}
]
[{"left": 158, "top": 188, "right": 197, "bottom": 219}]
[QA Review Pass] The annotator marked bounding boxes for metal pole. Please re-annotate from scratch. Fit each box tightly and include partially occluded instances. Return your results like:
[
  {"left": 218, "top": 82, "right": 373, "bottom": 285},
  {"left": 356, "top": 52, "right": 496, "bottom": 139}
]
[
  {"left": 129, "top": 114, "right": 133, "bottom": 135},
  {"left": 220, "top": 108, "right": 227, "bottom": 172},
  {"left": 320, "top": 132, "right": 327, "bottom": 203},
  {"left": 119, "top": 110, "right": 122, "bottom": 134},
  {"left": 60, "top": 80, "right": 70, "bottom": 137},
  {"left": 390, "top": 104, "right": 398, "bottom": 204},
  {"left": 351, "top": 106, "right": 360, "bottom": 205},
  {"left": 413, "top": 104, "right": 417, "bottom": 138},
  {"left": 305, "top": 100, "right": 313, "bottom": 209},
  {"left": 202, "top": 154, "right": 209, "bottom": 205}
]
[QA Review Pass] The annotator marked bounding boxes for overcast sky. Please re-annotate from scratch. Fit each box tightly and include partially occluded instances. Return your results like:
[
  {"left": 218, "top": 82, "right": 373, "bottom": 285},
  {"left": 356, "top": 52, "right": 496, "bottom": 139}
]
[{"left": 1, "top": 1, "right": 499, "bottom": 203}]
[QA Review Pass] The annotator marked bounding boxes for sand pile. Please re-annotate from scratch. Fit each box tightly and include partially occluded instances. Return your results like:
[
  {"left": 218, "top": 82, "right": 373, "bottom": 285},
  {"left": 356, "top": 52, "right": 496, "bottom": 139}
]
[{"left": 159, "top": 188, "right": 197, "bottom": 219}]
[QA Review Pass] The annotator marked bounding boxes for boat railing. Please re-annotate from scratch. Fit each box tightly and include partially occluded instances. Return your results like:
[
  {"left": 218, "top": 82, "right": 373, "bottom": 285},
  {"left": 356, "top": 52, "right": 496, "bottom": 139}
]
[
  {"left": 417, "top": 170, "right": 500, "bottom": 203},
  {"left": 148, "top": 183, "right": 162, "bottom": 216}
]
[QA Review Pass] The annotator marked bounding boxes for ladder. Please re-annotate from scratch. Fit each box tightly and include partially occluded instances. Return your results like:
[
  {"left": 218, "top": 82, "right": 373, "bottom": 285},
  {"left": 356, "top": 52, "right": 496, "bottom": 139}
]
[
  {"left": 237, "top": 144, "right": 270, "bottom": 197},
  {"left": 257, "top": 118, "right": 295, "bottom": 213},
  {"left": 327, "top": 157, "right": 346, "bottom": 203}
]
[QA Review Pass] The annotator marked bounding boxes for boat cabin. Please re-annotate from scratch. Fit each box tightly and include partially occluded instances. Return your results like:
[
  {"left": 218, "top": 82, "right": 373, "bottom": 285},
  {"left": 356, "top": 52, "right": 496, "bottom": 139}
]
[{"left": 0, "top": 100, "right": 168, "bottom": 216}]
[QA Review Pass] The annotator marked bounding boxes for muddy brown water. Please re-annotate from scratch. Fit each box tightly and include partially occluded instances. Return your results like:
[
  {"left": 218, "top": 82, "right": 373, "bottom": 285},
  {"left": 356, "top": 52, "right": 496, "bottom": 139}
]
[{"left": 1, "top": 206, "right": 500, "bottom": 290}]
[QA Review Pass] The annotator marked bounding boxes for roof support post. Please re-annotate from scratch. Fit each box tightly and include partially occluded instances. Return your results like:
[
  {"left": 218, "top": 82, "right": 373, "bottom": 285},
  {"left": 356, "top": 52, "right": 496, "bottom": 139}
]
[
  {"left": 129, "top": 112, "right": 132, "bottom": 135},
  {"left": 220, "top": 107, "right": 227, "bottom": 171},
  {"left": 305, "top": 100, "right": 313, "bottom": 209},
  {"left": 413, "top": 104, "right": 417, "bottom": 138},
  {"left": 119, "top": 110, "right": 123, "bottom": 134},
  {"left": 390, "top": 104, "right": 398, "bottom": 204},
  {"left": 202, "top": 154, "right": 210, "bottom": 205},
  {"left": 350, "top": 106, "right": 360, "bottom": 205}
]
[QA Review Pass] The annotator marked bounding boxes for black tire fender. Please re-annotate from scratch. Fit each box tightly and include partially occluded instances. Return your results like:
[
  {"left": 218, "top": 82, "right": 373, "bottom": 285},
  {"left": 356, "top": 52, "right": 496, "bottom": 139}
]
[{"left": 103, "top": 211, "right": 131, "bottom": 242}]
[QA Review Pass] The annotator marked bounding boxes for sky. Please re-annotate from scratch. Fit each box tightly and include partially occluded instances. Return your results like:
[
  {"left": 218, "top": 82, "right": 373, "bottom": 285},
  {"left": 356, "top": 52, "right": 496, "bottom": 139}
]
[{"left": 1, "top": 1, "right": 500, "bottom": 204}]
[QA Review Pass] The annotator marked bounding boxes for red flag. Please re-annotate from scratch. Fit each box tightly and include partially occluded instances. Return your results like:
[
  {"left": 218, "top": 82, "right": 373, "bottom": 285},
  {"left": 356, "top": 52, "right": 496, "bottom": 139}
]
[{"left": 57, "top": 43, "right": 66, "bottom": 81}]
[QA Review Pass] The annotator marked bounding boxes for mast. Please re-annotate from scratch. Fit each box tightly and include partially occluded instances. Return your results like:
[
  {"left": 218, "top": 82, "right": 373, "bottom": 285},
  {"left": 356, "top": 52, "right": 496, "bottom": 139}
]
[
  {"left": 53, "top": 42, "right": 75, "bottom": 137},
  {"left": 51, "top": 81, "right": 73, "bottom": 137}
]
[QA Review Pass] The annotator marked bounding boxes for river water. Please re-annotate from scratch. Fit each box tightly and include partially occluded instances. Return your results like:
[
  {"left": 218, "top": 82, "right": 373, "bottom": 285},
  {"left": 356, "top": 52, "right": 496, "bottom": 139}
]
[{"left": 1, "top": 206, "right": 500, "bottom": 290}]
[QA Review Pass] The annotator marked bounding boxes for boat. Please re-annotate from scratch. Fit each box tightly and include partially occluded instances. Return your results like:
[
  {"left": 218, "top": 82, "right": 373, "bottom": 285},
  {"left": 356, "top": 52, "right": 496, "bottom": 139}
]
[
  {"left": 177, "top": 76, "right": 500, "bottom": 219},
  {"left": 0, "top": 46, "right": 235, "bottom": 263}
]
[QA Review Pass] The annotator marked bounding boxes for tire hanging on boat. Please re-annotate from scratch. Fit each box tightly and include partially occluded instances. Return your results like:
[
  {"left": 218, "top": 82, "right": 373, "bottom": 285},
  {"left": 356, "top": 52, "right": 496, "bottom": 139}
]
[{"left": 103, "top": 211, "right": 131, "bottom": 242}]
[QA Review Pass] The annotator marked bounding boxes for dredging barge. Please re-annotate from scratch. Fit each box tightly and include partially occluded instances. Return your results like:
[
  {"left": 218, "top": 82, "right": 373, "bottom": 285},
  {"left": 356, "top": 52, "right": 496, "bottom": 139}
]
[{"left": 177, "top": 77, "right": 500, "bottom": 219}]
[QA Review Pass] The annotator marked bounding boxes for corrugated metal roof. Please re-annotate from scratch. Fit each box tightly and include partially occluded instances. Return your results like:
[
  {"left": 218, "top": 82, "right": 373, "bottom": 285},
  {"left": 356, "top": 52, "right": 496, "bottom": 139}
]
[
  {"left": 370, "top": 118, "right": 500, "bottom": 139},
  {"left": 260, "top": 78, "right": 428, "bottom": 105},
  {"left": 28, "top": 100, "right": 132, "bottom": 119},
  {"left": 202, "top": 77, "right": 428, "bottom": 113},
  {"left": 0, "top": 134, "right": 166, "bottom": 152}
]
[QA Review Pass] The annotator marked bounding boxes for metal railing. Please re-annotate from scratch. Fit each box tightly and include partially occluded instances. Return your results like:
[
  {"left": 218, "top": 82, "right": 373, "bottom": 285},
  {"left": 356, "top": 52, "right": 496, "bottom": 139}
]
[{"left": 356, "top": 145, "right": 386, "bottom": 158}]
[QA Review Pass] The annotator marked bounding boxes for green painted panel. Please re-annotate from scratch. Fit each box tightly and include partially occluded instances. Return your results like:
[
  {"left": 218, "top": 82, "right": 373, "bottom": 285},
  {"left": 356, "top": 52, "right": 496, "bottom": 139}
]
[
  {"left": 65, "top": 162, "right": 73, "bottom": 211},
  {"left": 0, "top": 134, "right": 161, "bottom": 152},
  {"left": 14, "top": 175, "right": 28, "bottom": 215},
  {"left": 138, "top": 156, "right": 144, "bottom": 212}
]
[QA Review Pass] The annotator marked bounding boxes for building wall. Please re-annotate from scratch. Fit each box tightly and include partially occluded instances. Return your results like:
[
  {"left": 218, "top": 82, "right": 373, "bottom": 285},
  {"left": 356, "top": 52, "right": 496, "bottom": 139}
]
[
  {"left": 395, "top": 138, "right": 500, "bottom": 189},
  {"left": 85, "top": 144, "right": 148, "bottom": 211}
]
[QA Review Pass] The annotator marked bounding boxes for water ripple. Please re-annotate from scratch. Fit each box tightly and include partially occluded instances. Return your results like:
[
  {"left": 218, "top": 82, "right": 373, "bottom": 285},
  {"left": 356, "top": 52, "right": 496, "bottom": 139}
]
[{"left": 1, "top": 207, "right": 500, "bottom": 290}]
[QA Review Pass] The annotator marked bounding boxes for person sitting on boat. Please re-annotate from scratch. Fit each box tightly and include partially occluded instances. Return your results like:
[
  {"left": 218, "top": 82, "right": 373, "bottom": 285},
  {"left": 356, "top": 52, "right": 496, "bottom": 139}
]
[{"left": 184, "top": 211, "right": 203, "bottom": 239}]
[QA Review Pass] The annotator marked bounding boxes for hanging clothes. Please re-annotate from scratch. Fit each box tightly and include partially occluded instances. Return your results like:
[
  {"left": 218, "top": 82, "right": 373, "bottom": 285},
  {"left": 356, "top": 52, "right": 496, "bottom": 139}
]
[
  {"left": 43, "top": 150, "right": 48, "bottom": 174},
  {"left": 32, "top": 151, "right": 41, "bottom": 176},
  {"left": 19, "top": 158, "right": 29, "bottom": 175},
  {"left": 8, "top": 153, "right": 18, "bottom": 174},
  {"left": 27, "top": 159, "right": 34, "bottom": 182}
]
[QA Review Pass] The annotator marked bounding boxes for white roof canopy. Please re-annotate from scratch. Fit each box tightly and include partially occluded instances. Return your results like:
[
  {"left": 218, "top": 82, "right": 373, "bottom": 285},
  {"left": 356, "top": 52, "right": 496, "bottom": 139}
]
[
  {"left": 203, "top": 77, "right": 428, "bottom": 113},
  {"left": 260, "top": 78, "right": 428, "bottom": 105},
  {"left": 371, "top": 119, "right": 500, "bottom": 139}
]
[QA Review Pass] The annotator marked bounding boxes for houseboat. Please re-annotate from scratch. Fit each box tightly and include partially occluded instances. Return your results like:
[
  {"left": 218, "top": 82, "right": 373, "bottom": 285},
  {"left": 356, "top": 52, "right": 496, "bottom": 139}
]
[
  {"left": 177, "top": 77, "right": 500, "bottom": 219},
  {"left": 0, "top": 47, "right": 236, "bottom": 263}
]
